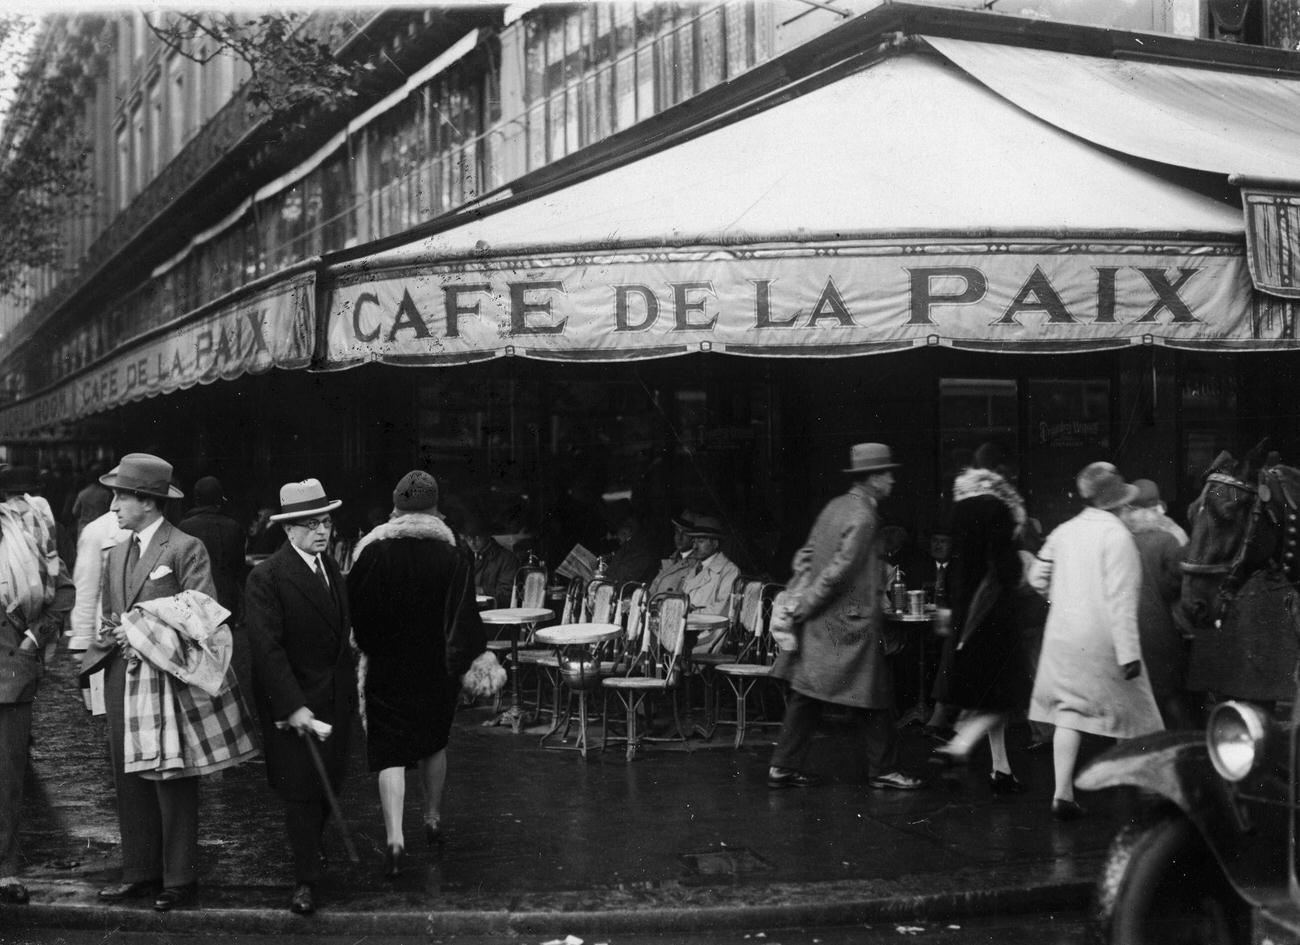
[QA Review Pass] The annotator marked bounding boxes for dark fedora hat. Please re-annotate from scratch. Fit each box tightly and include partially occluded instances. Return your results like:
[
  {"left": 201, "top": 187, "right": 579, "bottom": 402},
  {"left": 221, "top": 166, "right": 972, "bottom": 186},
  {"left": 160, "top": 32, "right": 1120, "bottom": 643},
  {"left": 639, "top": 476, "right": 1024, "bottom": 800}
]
[
  {"left": 687, "top": 514, "right": 726, "bottom": 540},
  {"left": 670, "top": 510, "right": 698, "bottom": 531},
  {"left": 0, "top": 465, "right": 40, "bottom": 495},
  {"left": 100, "top": 453, "right": 183, "bottom": 500},
  {"left": 270, "top": 478, "right": 342, "bottom": 522},
  {"left": 843, "top": 443, "right": 901, "bottom": 475}
]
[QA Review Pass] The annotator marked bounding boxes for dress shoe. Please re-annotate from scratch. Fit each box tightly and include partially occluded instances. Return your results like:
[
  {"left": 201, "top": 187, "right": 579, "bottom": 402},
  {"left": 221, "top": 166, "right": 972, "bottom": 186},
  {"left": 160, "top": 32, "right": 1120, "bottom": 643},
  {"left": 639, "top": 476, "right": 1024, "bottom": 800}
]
[
  {"left": 153, "top": 883, "right": 197, "bottom": 912},
  {"left": 424, "top": 821, "right": 444, "bottom": 846},
  {"left": 990, "top": 770, "right": 1027, "bottom": 795},
  {"left": 767, "top": 766, "right": 823, "bottom": 789},
  {"left": 289, "top": 883, "right": 316, "bottom": 915},
  {"left": 868, "top": 770, "right": 926, "bottom": 791},
  {"left": 98, "top": 879, "right": 161, "bottom": 902},
  {"left": 383, "top": 844, "right": 405, "bottom": 878},
  {"left": 0, "top": 881, "right": 29, "bottom": 905},
  {"left": 1051, "top": 798, "right": 1087, "bottom": 821}
]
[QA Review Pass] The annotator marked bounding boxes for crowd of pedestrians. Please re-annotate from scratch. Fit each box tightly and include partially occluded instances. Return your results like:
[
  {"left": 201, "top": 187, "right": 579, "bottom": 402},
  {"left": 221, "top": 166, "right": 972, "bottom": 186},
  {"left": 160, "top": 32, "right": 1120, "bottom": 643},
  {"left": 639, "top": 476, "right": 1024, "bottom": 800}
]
[{"left": 0, "top": 435, "right": 1223, "bottom": 913}]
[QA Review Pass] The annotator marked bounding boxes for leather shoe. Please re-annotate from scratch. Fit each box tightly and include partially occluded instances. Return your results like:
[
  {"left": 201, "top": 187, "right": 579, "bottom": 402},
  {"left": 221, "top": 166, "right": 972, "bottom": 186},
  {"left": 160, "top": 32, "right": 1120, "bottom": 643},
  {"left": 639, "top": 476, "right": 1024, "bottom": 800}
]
[
  {"left": 1051, "top": 798, "right": 1086, "bottom": 821},
  {"left": 153, "top": 883, "right": 197, "bottom": 912},
  {"left": 990, "top": 771, "right": 1027, "bottom": 795},
  {"left": 383, "top": 844, "right": 405, "bottom": 879},
  {"left": 767, "top": 766, "right": 823, "bottom": 789},
  {"left": 868, "top": 771, "right": 926, "bottom": 791},
  {"left": 98, "top": 879, "right": 161, "bottom": 902},
  {"left": 289, "top": 883, "right": 315, "bottom": 915},
  {"left": 0, "top": 881, "right": 29, "bottom": 905}
]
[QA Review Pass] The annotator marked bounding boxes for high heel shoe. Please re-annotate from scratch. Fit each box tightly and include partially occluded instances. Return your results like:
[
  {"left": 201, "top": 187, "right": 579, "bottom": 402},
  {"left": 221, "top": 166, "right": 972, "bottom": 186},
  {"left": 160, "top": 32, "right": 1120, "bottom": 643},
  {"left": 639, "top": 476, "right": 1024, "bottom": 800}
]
[
  {"left": 383, "top": 844, "right": 405, "bottom": 878},
  {"left": 1051, "top": 798, "right": 1086, "bottom": 821},
  {"left": 989, "top": 770, "right": 1026, "bottom": 795},
  {"left": 424, "top": 821, "right": 444, "bottom": 846}
]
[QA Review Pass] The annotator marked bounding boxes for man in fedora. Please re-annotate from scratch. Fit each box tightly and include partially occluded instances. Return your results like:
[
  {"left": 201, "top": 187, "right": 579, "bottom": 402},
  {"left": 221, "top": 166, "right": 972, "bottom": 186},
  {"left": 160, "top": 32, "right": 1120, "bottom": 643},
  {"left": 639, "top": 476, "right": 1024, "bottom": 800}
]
[
  {"left": 0, "top": 465, "right": 74, "bottom": 905},
  {"left": 767, "top": 443, "right": 925, "bottom": 792},
  {"left": 646, "top": 510, "right": 698, "bottom": 598},
  {"left": 245, "top": 478, "right": 356, "bottom": 916},
  {"left": 679, "top": 514, "right": 741, "bottom": 653},
  {"left": 80, "top": 453, "right": 219, "bottom": 911}
]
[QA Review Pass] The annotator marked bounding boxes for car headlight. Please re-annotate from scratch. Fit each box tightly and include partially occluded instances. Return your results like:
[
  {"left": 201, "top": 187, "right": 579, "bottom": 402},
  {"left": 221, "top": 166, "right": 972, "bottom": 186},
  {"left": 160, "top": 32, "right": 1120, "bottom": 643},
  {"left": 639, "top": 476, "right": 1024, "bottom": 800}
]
[{"left": 1207, "top": 701, "right": 1269, "bottom": 782}]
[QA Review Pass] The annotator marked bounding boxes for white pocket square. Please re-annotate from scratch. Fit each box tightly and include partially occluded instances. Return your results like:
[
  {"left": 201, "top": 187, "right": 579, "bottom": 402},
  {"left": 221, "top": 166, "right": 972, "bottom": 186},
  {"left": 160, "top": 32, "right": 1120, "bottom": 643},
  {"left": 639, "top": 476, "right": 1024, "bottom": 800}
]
[{"left": 148, "top": 565, "right": 173, "bottom": 580}]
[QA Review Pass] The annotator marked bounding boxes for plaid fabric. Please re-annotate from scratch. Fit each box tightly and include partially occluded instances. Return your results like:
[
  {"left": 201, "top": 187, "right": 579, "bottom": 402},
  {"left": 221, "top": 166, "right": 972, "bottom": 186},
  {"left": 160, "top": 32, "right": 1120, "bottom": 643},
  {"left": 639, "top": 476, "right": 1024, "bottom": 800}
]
[{"left": 122, "top": 601, "right": 259, "bottom": 778}]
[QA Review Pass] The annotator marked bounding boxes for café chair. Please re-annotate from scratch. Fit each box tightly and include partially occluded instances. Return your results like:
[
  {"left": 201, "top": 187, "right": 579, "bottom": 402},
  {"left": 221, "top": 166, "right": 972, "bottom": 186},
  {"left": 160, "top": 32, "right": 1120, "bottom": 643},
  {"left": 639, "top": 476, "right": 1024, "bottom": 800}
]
[
  {"left": 601, "top": 592, "right": 690, "bottom": 762},
  {"left": 692, "top": 577, "right": 763, "bottom": 735},
  {"left": 487, "top": 563, "right": 551, "bottom": 715},
  {"left": 583, "top": 578, "right": 618, "bottom": 623},
  {"left": 714, "top": 583, "right": 787, "bottom": 748},
  {"left": 558, "top": 575, "right": 585, "bottom": 623}
]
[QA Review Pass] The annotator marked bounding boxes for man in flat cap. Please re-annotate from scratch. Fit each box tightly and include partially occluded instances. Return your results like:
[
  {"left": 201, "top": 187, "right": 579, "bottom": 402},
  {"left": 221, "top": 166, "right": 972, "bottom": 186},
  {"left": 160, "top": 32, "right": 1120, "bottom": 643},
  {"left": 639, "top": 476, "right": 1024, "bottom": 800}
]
[
  {"left": 82, "top": 453, "right": 235, "bottom": 911},
  {"left": 245, "top": 478, "right": 355, "bottom": 916}
]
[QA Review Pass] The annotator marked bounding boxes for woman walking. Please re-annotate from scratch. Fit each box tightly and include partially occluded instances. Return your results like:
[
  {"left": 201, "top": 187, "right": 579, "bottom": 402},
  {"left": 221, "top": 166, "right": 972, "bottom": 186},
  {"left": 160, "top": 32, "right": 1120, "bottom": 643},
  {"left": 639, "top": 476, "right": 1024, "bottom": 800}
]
[
  {"left": 1028, "top": 463, "right": 1163, "bottom": 820},
  {"left": 348, "top": 471, "right": 486, "bottom": 877},
  {"left": 931, "top": 443, "right": 1029, "bottom": 793}
]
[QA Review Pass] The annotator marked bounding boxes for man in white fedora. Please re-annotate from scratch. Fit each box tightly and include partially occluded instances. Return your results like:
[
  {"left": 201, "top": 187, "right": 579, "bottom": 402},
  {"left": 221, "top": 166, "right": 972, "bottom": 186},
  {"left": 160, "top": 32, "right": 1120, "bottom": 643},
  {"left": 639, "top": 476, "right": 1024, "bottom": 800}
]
[
  {"left": 81, "top": 453, "right": 221, "bottom": 911},
  {"left": 768, "top": 443, "right": 925, "bottom": 792},
  {"left": 245, "top": 478, "right": 356, "bottom": 916}
]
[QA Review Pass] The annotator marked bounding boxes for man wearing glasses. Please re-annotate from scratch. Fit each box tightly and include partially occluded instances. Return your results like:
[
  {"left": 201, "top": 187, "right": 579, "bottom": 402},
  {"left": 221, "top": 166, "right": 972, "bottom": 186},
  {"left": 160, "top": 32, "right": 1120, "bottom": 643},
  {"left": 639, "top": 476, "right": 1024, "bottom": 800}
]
[{"left": 245, "top": 478, "right": 356, "bottom": 916}]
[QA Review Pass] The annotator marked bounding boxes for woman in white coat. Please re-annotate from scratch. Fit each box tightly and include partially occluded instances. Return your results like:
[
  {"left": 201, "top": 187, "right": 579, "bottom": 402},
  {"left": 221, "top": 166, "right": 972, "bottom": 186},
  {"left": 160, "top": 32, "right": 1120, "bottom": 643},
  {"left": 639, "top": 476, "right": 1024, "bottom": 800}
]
[{"left": 1028, "top": 463, "right": 1163, "bottom": 820}]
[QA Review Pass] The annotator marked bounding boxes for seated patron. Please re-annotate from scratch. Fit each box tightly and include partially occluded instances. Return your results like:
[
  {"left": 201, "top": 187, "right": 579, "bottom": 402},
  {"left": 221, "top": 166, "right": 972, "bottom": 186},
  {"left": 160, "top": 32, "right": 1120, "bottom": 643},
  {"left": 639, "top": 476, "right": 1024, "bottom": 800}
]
[
  {"left": 647, "top": 511, "right": 698, "bottom": 597},
  {"left": 680, "top": 515, "right": 741, "bottom": 653},
  {"left": 464, "top": 517, "right": 519, "bottom": 607},
  {"left": 603, "top": 507, "right": 661, "bottom": 590}
]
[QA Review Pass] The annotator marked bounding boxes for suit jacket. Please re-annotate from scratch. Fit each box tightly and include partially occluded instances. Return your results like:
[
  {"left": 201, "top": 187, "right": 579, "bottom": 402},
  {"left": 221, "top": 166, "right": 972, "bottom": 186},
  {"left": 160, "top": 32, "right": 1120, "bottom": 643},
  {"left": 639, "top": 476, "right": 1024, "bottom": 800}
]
[
  {"left": 244, "top": 542, "right": 356, "bottom": 800},
  {"left": 79, "top": 520, "right": 217, "bottom": 685}
]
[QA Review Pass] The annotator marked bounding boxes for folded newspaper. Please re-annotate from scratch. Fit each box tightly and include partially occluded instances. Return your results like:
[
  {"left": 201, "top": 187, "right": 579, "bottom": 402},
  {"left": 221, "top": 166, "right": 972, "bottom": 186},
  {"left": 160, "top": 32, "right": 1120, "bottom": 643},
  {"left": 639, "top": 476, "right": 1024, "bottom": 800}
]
[{"left": 555, "top": 544, "right": 598, "bottom": 582}]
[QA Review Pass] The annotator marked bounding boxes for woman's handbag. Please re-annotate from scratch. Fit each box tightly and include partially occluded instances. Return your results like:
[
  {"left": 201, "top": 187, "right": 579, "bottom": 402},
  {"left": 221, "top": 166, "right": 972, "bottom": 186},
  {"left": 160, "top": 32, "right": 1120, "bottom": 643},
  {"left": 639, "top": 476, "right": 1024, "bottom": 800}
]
[{"left": 460, "top": 650, "right": 506, "bottom": 699}]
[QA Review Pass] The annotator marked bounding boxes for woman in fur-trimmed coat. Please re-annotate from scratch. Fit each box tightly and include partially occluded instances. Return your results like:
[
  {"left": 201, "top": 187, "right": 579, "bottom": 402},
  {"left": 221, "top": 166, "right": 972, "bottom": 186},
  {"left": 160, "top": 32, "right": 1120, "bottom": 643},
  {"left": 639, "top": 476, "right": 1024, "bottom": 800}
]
[{"left": 347, "top": 471, "right": 485, "bottom": 872}]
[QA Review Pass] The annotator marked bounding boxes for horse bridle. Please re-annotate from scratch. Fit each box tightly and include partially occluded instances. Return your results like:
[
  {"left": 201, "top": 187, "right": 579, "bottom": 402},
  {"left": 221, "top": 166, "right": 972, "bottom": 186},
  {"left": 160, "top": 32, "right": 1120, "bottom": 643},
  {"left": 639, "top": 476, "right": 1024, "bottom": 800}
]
[{"left": 1180, "top": 472, "right": 1257, "bottom": 578}]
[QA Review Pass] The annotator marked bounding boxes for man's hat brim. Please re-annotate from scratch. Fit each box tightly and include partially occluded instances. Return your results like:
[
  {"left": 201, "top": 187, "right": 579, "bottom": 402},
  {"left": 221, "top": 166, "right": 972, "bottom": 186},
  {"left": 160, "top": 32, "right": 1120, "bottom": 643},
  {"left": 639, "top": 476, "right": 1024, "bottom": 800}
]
[
  {"left": 270, "top": 498, "right": 342, "bottom": 522},
  {"left": 99, "top": 471, "right": 183, "bottom": 499}
]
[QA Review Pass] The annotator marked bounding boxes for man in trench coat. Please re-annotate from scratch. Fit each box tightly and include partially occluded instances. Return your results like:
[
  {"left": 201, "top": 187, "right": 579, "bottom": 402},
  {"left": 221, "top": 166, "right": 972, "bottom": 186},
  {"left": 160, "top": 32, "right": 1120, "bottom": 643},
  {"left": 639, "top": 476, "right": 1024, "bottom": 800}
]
[
  {"left": 768, "top": 443, "right": 924, "bottom": 791},
  {"left": 245, "top": 478, "right": 356, "bottom": 916}
]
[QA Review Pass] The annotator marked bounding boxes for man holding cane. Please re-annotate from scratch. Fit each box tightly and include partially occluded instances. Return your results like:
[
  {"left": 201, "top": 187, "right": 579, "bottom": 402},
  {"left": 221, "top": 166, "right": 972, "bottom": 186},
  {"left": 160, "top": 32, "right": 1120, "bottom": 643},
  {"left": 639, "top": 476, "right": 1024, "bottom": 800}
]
[{"left": 245, "top": 479, "right": 356, "bottom": 916}]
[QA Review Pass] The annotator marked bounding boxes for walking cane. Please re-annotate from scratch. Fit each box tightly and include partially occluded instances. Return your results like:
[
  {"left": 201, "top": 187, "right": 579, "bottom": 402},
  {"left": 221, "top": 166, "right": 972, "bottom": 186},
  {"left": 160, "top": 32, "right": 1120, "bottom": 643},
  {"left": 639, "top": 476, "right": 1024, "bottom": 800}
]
[{"left": 303, "top": 735, "right": 360, "bottom": 864}]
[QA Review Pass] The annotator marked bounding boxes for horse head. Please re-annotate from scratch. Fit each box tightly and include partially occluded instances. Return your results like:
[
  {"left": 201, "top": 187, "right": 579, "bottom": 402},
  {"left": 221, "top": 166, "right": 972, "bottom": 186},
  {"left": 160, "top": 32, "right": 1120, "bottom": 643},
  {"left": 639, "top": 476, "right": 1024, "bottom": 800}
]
[{"left": 1179, "top": 439, "right": 1273, "bottom": 633}]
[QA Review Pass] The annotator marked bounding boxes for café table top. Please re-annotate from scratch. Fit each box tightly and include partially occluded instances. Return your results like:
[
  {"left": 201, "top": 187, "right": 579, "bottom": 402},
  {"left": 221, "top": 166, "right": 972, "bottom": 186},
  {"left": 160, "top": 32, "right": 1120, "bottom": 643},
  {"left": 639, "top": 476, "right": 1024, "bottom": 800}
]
[
  {"left": 479, "top": 607, "right": 554, "bottom": 625},
  {"left": 534, "top": 623, "right": 622, "bottom": 646},
  {"left": 686, "top": 613, "right": 729, "bottom": 629},
  {"left": 884, "top": 610, "right": 934, "bottom": 623},
  {"left": 476, "top": 595, "right": 493, "bottom": 606}
]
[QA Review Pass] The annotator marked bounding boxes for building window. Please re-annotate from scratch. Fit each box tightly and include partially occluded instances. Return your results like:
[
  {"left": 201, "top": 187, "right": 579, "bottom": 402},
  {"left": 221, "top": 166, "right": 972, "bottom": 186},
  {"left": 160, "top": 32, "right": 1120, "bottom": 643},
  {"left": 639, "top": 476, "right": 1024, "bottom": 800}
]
[
  {"left": 115, "top": 123, "right": 130, "bottom": 208},
  {"left": 131, "top": 103, "right": 146, "bottom": 195},
  {"left": 167, "top": 55, "right": 187, "bottom": 155},
  {"left": 148, "top": 79, "right": 164, "bottom": 173}
]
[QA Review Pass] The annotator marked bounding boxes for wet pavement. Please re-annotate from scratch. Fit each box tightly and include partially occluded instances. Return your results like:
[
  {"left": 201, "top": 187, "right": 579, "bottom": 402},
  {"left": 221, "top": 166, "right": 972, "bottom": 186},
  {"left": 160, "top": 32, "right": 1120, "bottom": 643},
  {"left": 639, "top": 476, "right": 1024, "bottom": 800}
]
[{"left": 3, "top": 647, "right": 1134, "bottom": 938}]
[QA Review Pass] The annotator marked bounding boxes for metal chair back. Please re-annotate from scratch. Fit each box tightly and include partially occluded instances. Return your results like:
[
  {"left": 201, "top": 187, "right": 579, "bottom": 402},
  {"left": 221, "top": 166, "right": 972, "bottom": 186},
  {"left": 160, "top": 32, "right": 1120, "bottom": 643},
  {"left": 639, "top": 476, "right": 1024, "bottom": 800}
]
[
  {"left": 584, "top": 579, "right": 617, "bottom": 623},
  {"left": 641, "top": 592, "right": 688, "bottom": 686},
  {"left": 560, "top": 575, "right": 584, "bottom": 623}
]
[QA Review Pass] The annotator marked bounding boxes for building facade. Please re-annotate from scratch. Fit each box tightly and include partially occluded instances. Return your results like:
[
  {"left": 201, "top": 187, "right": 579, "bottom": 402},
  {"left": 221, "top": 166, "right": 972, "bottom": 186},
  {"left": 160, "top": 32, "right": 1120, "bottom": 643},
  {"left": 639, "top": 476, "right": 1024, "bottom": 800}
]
[{"left": 2, "top": 0, "right": 1299, "bottom": 576}]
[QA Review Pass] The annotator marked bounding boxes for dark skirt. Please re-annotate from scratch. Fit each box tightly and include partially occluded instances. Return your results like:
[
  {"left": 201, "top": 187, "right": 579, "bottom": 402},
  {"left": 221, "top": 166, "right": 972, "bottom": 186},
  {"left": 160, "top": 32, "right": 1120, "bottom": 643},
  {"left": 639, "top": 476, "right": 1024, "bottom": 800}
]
[{"left": 364, "top": 682, "right": 460, "bottom": 772}]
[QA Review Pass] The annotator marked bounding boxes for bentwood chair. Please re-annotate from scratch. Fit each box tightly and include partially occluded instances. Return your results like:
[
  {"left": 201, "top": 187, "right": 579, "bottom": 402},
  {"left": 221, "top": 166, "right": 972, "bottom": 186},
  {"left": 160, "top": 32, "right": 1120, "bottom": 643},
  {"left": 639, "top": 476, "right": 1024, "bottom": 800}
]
[
  {"left": 692, "top": 577, "right": 761, "bottom": 735},
  {"left": 714, "top": 583, "right": 787, "bottom": 748},
  {"left": 601, "top": 592, "right": 690, "bottom": 761},
  {"left": 487, "top": 563, "right": 550, "bottom": 714},
  {"left": 559, "top": 575, "right": 585, "bottom": 624}
]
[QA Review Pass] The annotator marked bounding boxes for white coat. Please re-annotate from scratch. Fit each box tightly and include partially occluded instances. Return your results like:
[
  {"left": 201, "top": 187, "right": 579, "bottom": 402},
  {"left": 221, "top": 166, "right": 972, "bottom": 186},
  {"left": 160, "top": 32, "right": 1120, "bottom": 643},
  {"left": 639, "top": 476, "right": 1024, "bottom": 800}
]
[{"left": 1028, "top": 507, "right": 1163, "bottom": 738}]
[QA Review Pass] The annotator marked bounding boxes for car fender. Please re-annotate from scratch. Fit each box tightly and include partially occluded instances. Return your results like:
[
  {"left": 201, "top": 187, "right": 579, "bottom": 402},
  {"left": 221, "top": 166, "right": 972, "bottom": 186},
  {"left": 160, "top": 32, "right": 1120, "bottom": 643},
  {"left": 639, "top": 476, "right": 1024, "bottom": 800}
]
[{"left": 1079, "top": 729, "right": 1289, "bottom": 909}]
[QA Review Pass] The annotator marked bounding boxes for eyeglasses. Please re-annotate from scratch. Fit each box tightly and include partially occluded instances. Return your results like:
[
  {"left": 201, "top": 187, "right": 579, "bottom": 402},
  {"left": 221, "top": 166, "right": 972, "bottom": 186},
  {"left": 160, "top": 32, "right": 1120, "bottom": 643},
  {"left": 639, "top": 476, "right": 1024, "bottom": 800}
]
[{"left": 290, "top": 517, "right": 333, "bottom": 532}]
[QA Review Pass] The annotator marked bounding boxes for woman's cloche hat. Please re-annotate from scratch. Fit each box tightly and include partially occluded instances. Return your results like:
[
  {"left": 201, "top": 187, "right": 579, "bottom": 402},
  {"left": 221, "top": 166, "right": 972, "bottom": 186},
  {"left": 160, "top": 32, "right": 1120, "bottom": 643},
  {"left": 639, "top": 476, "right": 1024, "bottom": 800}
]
[
  {"left": 99, "top": 453, "right": 184, "bottom": 500},
  {"left": 843, "top": 442, "right": 901, "bottom": 474},
  {"left": 1076, "top": 462, "right": 1141, "bottom": 511},
  {"left": 270, "top": 478, "right": 342, "bottom": 522}
]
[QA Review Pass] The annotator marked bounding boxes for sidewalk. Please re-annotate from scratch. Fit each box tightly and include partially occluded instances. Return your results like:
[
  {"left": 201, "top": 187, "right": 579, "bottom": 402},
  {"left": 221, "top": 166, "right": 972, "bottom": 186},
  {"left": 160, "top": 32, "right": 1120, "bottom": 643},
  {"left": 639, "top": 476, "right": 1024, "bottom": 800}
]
[{"left": 4, "top": 651, "right": 1124, "bottom": 937}]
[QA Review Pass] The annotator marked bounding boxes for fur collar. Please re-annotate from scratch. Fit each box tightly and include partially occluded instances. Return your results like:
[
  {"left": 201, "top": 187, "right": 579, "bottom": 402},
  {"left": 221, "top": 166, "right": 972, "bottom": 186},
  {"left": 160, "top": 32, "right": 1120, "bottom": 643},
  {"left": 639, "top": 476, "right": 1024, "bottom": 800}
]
[
  {"left": 352, "top": 512, "right": 457, "bottom": 561},
  {"left": 952, "top": 467, "right": 1027, "bottom": 527}
]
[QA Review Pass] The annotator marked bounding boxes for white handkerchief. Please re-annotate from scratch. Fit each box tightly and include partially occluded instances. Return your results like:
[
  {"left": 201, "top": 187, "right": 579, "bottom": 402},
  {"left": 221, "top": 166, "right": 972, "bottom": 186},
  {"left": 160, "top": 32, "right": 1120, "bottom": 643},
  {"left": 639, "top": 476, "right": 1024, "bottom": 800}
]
[{"left": 148, "top": 565, "right": 173, "bottom": 580}]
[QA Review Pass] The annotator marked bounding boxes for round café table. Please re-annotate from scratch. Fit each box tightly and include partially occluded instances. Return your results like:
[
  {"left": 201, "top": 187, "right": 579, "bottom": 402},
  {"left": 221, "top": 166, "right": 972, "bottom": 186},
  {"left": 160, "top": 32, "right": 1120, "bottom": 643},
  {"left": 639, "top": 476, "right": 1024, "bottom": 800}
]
[
  {"left": 534, "top": 622, "right": 622, "bottom": 757},
  {"left": 480, "top": 607, "right": 554, "bottom": 734},
  {"left": 884, "top": 610, "right": 936, "bottom": 730},
  {"left": 684, "top": 612, "right": 731, "bottom": 737}
]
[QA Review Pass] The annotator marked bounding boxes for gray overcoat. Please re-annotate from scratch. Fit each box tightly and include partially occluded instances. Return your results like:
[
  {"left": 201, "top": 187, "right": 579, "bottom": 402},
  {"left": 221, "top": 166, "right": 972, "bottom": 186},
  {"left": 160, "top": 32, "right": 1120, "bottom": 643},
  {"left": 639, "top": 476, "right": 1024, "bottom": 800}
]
[{"left": 772, "top": 481, "right": 894, "bottom": 709}]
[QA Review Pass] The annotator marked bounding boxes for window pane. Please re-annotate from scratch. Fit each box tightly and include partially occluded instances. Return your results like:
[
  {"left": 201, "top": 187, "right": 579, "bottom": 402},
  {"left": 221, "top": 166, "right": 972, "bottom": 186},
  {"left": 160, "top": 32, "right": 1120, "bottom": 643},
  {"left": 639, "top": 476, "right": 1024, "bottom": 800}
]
[{"left": 698, "top": 8, "right": 725, "bottom": 91}]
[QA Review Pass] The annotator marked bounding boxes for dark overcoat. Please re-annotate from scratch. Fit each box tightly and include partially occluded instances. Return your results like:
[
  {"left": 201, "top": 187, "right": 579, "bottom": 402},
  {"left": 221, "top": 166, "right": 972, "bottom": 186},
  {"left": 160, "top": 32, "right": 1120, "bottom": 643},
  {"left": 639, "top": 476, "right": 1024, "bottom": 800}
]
[
  {"left": 244, "top": 542, "right": 356, "bottom": 801},
  {"left": 772, "top": 482, "right": 893, "bottom": 710},
  {"left": 178, "top": 506, "right": 246, "bottom": 619},
  {"left": 348, "top": 513, "right": 486, "bottom": 770},
  {"left": 935, "top": 488, "right": 1027, "bottom": 711}
]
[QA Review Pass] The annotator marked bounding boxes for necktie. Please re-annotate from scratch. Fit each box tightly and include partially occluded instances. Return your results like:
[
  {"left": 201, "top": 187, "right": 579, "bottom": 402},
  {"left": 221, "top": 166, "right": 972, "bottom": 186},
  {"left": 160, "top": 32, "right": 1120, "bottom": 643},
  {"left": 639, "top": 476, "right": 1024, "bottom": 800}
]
[
  {"left": 314, "top": 556, "right": 330, "bottom": 591},
  {"left": 694, "top": 562, "right": 703, "bottom": 576},
  {"left": 126, "top": 535, "right": 141, "bottom": 574}
]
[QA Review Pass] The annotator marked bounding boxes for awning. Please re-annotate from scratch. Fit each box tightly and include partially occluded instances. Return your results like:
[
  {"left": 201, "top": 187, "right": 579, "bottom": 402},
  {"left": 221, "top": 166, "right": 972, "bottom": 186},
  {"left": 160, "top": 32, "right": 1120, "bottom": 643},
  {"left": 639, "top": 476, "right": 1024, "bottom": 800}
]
[
  {"left": 925, "top": 35, "right": 1300, "bottom": 299},
  {"left": 327, "top": 46, "right": 1275, "bottom": 368},
  {"left": 0, "top": 271, "right": 316, "bottom": 437}
]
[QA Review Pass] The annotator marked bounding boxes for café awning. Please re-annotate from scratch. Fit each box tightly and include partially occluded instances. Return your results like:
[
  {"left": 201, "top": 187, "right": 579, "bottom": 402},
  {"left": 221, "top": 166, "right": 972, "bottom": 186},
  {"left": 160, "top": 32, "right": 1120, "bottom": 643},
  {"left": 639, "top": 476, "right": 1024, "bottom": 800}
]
[{"left": 324, "top": 37, "right": 1291, "bottom": 368}]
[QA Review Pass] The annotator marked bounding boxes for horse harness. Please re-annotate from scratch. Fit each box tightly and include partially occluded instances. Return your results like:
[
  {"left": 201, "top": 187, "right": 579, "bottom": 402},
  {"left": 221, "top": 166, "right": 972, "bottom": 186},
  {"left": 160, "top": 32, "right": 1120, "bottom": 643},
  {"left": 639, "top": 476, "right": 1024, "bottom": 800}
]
[{"left": 1200, "top": 467, "right": 1300, "bottom": 597}]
